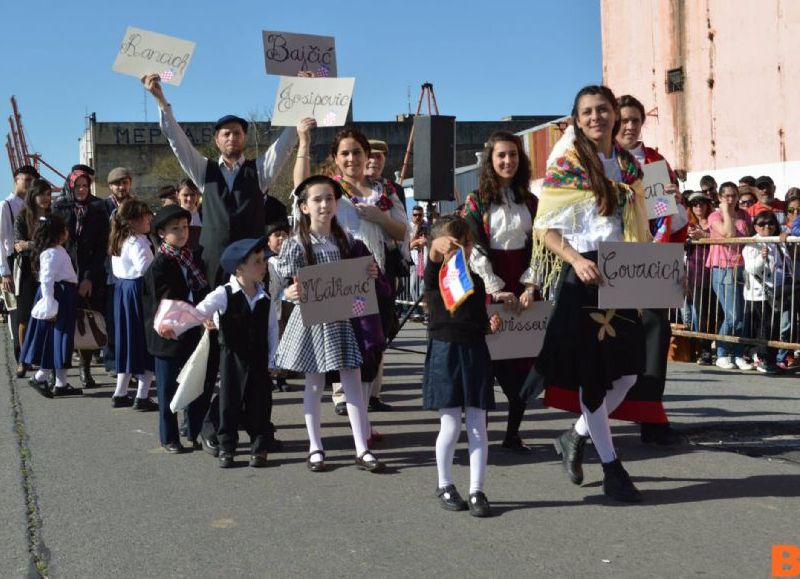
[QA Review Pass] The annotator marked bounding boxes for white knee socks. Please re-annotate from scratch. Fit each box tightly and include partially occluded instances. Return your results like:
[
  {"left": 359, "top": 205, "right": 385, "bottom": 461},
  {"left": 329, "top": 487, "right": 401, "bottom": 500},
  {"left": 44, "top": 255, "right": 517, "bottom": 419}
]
[
  {"left": 436, "top": 407, "right": 488, "bottom": 493},
  {"left": 303, "top": 369, "right": 374, "bottom": 463},
  {"left": 136, "top": 370, "right": 154, "bottom": 399},
  {"left": 54, "top": 369, "right": 69, "bottom": 388},
  {"left": 574, "top": 374, "right": 637, "bottom": 437},
  {"left": 577, "top": 374, "right": 638, "bottom": 463},
  {"left": 114, "top": 373, "right": 131, "bottom": 398}
]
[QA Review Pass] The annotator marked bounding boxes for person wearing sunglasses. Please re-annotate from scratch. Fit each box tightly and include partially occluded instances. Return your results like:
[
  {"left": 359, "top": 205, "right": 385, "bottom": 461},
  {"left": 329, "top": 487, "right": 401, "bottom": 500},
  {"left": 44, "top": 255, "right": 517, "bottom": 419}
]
[
  {"left": 742, "top": 211, "right": 788, "bottom": 374},
  {"left": 750, "top": 176, "right": 786, "bottom": 225}
]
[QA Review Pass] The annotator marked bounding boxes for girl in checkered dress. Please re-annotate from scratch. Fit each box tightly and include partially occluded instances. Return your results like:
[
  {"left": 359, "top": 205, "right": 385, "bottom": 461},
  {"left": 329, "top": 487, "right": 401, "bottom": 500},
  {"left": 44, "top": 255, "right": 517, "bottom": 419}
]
[{"left": 275, "top": 175, "right": 386, "bottom": 473}]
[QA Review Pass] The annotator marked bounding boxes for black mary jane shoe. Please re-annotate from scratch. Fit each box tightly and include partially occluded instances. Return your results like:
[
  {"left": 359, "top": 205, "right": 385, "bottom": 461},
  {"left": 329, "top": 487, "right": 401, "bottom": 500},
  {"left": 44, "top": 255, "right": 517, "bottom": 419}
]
[
  {"left": 249, "top": 452, "right": 268, "bottom": 468},
  {"left": 28, "top": 376, "right": 54, "bottom": 399},
  {"left": 435, "top": 485, "right": 467, "bottom": 511},
  {"left": 501, "top": 435, "right": 533, "bottom": 453},
  {"left": 306, "top": 450, "right": 326, "bottom": 472},
  {"left": 468, "top": 492, "right": 491, "bottom": 518},
  {"left": 355, "top": 450, "right": 385, "bottom": 473},
  {"left": 162, "top": 441, "right": 186, "bottom": 454},
  {"left": 52, "top": 384, "right": 83, "bottom": 397},
  {"left": 218, "top": 451, "right": 235, "bottom": 469},
  {"left": 132, "top": 397, "right": 159, "bottom": 412},
  {"left": 201, "top": 435, "right": 220, "bottom": 458},
  {"left": 111, "top": 395, "right": 134, "bottom": 408}
]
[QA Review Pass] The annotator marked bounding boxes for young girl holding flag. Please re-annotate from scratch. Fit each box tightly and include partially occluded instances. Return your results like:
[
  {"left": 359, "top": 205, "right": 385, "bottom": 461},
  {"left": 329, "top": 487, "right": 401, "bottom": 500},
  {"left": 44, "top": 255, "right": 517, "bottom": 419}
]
[{"left": 422, "top": 215, "right": 501, "bottom": 517}]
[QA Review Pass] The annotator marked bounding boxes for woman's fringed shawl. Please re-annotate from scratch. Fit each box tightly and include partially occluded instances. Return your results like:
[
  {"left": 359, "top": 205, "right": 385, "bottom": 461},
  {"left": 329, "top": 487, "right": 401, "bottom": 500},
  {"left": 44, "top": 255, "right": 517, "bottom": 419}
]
[{"left": 529, "top": 145, "right": 651, "bottom": 297}]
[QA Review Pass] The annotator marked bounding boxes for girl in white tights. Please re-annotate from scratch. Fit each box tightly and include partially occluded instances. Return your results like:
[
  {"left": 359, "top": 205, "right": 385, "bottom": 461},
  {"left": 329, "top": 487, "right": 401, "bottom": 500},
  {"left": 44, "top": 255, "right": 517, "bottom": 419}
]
[{"left": 421, "top": 216, "right": 501, "bottom": 517}]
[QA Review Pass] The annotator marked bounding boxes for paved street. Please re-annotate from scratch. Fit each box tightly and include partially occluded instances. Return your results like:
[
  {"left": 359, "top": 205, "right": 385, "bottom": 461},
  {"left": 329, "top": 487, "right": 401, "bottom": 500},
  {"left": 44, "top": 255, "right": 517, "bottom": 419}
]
[{"left": 2, "top": 323, "right": 799, "bottom": 578}]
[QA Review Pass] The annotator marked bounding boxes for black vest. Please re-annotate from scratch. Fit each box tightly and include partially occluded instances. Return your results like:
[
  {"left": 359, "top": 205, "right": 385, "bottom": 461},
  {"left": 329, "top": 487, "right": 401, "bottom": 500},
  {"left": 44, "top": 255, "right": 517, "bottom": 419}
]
[
  {"left": 218, "top": 285, "right": 269, "bottom": 376},
  {"left": 199, "top": 159, "right": 266, "bottom": 285}
]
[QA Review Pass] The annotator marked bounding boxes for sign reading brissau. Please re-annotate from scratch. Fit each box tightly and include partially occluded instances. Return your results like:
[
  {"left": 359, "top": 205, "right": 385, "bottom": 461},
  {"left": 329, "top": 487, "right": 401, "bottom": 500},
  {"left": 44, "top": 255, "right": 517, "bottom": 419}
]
[{"left": 486, "top": 302, "right": 554, "bottom": 360}]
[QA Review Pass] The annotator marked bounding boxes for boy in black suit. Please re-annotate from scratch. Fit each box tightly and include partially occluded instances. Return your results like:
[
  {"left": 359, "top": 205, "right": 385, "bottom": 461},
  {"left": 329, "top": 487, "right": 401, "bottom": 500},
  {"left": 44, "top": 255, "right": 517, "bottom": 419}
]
[{"left": 143, "top": 205, "right": 210, "bottom": 453}]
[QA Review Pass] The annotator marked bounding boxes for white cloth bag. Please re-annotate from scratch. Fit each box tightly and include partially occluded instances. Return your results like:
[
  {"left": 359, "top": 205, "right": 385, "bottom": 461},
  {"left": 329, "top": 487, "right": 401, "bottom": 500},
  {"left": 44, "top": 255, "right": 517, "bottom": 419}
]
[{"left": 170, "top": 330, "right": 210, "bottom": 414}]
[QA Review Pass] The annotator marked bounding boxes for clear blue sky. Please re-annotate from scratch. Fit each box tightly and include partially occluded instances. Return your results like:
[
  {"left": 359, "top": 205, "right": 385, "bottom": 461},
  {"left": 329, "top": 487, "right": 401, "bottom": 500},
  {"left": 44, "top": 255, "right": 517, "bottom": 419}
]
[{"left": 0, "top": 0, "right": 601, "bottom": 190}]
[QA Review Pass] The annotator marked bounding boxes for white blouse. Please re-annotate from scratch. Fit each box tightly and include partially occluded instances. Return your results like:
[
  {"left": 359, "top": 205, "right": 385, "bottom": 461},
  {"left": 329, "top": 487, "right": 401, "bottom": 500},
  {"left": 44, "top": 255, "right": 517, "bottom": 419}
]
[
  {"left": 111, "top": 234, "right": 154, "bottom": 279},
  {"left": 195, "top": 276, "right": 279, "bottom": 369},
  {"left": 469, "top": 190, "right": 534, "bottom": 294},
  {"left": 31, "top": 245, "right": 78, "bottom": 320}
]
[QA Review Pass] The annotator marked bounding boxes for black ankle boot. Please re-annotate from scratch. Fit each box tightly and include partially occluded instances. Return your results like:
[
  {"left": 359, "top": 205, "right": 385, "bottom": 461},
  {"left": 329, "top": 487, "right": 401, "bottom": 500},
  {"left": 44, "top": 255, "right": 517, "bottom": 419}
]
[
  {"left": 79, "top": 352, "right": 97, "bottom": 388},
  {"left": 554, "top": 428, "right": 588, "bottom": 485},
  {"left": 601, "top": 459, "right": 642, "bottom": 503}
]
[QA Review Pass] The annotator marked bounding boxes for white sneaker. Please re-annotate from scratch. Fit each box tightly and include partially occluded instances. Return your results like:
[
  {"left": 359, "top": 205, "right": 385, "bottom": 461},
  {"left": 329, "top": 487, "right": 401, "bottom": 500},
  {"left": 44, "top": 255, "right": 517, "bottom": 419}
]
[
  {"left": 735, "top": 357, "right": 754, "bottom": 371},
  {"left": 715, "top": 356, "right": 736, "bottom": 370}
]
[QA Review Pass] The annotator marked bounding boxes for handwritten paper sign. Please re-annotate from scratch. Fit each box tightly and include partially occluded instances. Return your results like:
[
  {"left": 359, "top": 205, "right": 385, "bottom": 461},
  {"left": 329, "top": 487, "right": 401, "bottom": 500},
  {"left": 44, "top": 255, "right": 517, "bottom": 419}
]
[
  {"left": 486, "top": 302, "right": 554, "bottom": 360},
  {"left": 642, "top": 160, "right": 678, "bottom": 220},
  {"left": 598, "top": 242, "right": 685, "bottom": 309},
  {"left": 271, "top": 76, "right": 354, "bottom": 127},
  {"left": 112, "top": 27, "right": 195, "bottom": 86},
  {"left": 262, "top": 30, "right": 337, "bottom": 77},
  {"left": 297, "top": 256, "right": 377, "bottom": 326}
]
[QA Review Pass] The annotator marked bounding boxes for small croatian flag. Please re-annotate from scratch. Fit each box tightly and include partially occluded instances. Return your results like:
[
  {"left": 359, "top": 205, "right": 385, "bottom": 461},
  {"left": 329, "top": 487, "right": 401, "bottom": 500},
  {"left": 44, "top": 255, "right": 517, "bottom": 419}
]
[
  {"left": 316, "top": 65, "right": 330, "bottom": 77},
  {"left": 653, "top": 199, "right": 670, "bottom": 217},
  {"left": 322, "top": 110, "right": 337, "bottom": 126},
  {"left": 439, "top": 247, "right": 475, "bottom": 314},
  {"left": 160, "top": 69, "right": 175, "bottom": 82},
  {"left": 352, "top": 295, "right": 367, "bottom": 317}
]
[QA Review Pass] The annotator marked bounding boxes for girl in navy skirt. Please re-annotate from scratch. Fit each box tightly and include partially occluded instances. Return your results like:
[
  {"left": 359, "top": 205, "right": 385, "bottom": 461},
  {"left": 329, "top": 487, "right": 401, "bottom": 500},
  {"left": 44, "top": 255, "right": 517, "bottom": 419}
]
[
  {"left": 21, "top": 215, "right": 80, "bottom": 398},
  {"left": 422, "top": 215, "right": 501, "bottom": 517},
  {"left": 108, "top": 200, "right": 157, "bottom": 411}
]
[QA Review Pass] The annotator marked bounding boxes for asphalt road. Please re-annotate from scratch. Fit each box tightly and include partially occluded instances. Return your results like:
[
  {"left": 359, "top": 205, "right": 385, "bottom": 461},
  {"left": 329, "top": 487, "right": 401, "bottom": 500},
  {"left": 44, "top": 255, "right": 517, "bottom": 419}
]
[{"left": 2, "top": 323, "right": 799, "bottom": 578}]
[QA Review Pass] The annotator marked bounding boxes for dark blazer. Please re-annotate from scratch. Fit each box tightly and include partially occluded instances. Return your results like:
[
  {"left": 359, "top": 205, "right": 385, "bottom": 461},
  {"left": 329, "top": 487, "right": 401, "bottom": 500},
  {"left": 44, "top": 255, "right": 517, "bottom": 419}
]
[
  {"left": 142, "top": 253, "right": 204, "bottom": 359},
  {"left": 51, "top": 197, "right": 109, "bottom": 308}
]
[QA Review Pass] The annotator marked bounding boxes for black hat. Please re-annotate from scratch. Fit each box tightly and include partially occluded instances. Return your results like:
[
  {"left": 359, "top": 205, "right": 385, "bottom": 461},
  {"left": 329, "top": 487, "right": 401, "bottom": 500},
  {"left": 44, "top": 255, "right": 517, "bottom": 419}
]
[
  {"left": 293, "top": 175, "right": 344, "bottom": 200},
  {"left": 755, "top": 175, "right": 774, "bottom": 188},
  {"left": 70, "top": 164, "right": 95, "bottom": 176},
  {"left": 220, "top": 237, "right": 268, "bottom": 275},
  {"left": 152, "top": 205, "right": 191, "bottom": 232},
  {"left": 214, "top": 115, "right": 248, "bottom": 133},
  {"left": 265, "top": 220, "right": 291, "bottom": 237},
  {"left": 13, "top": 165, "right": 40, "bottom": 179}
]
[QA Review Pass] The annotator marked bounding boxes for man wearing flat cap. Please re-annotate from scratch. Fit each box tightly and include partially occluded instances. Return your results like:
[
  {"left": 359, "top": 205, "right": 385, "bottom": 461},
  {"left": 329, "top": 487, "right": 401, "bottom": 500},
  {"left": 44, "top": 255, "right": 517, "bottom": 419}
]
[
  {"left": 142, "top": 73, "right": 304, "bottom": 287},
  {"left": 102, "top": 167, "right": 135, "bottom": 219}
]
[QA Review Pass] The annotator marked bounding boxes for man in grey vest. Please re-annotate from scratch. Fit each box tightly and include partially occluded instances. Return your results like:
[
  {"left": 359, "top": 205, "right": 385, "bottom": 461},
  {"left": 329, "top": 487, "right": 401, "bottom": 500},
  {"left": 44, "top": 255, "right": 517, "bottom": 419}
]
[{"left": 142, "top": 73, "right": 300, "bottom": 287}]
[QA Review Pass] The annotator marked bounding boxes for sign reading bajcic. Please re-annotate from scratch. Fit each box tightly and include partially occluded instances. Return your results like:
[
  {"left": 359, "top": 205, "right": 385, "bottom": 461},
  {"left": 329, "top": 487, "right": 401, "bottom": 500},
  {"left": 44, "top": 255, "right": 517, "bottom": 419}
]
[
  {"left": 486, "top": 302, "right": 554, "bottom": 360},
  {"left": 597, "top": 242, "right": 685, "bottom": 309},
  {"left": 112, "top": 26, "right": 195, "bottom": 86},
  {"left": 262, "top": 30, "right": 337, "bottom": 77},
  {"left": 297, "top": 256, "right": 378, "bottom": 326},
  {"left": 270, "top": 76, "right": 355, "bottom": 127}
]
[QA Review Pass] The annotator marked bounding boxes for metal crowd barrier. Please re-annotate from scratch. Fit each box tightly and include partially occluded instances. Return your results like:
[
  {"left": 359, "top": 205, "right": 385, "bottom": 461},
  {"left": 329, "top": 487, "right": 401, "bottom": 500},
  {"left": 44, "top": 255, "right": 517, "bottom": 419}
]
[{"left": 392, "top": 236, "right": 800, "bottom": 359}]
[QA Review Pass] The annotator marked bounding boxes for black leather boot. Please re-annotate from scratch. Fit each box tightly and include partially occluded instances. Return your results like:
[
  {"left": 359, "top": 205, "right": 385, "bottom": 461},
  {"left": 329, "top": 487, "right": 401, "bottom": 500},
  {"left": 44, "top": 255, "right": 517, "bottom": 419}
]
[
  {"left": 79, "top": 351, "right": 97, "bottom": 389},
  {"left": 602, "top": 459, "right": 643, "bottom": 503},
  {"left": 554, "top": 428, "right": 588, "bottom": 485}
]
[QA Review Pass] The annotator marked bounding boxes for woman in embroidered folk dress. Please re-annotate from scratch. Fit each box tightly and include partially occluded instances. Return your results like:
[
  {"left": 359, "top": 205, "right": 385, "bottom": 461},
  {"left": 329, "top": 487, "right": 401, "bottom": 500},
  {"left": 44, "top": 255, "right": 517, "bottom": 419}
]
[
  {"left": 21, "top": 215, "right": 82, "bottom": 398},
  {"left": 275, "top": 175, "right": 386, "bottom": 473},
  {"left": 526, "top": 86, "right": 650, "bottom": 503},
  {"left": 462, "top": 131, "right": 539, "bottom": 452}
]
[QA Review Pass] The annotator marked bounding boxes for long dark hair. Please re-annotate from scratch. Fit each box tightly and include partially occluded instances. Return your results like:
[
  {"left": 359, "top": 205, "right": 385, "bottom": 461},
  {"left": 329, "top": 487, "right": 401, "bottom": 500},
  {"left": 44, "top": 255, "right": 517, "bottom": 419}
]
[
  {"left": 21, "top": 179, "right": 52, "bottom": 237},
  {"left": 571, "top": 85, "right": 622, "bottom": 216},
  {"left": 324, "top": 129, "right": 371, "bottom": 178},
  {"left": 478, "top": 131, "right": 532, "bottom": 205},
  {"left": 108, "top": 199, "right": 153, "bottom": 256},
  {"left": 32, "top": 214, "right": 67, "bottom": 275},
  {"left": 294, "top": 175, "right": 351, "bottom": 265},
  {"left": 617, "top": 94, "right": 646, "bottom": 123}
]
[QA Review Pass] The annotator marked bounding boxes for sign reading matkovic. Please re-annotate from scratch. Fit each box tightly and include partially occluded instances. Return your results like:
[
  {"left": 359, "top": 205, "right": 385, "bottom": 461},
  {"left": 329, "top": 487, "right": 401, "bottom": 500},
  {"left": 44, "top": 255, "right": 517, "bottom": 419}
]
[
  {"left": 270, "top": 76, "right": 354, "bottom": 127},
  {"left": 297, "top": 256, "right": 378, "bottom": 326},
  {"left": 597, "top": 242, "right": 685, "bottom": 309},
  {"left": 112, "top": 26, "right": 195, "bottom": 86}
]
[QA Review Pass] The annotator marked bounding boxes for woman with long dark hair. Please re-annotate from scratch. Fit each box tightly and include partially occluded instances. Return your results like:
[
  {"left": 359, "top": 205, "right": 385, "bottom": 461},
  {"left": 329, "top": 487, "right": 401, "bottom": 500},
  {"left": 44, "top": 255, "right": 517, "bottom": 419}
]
[
  {"left": 462, "top": 131, "right": 538, "bottom": 452},
  {"left": 526, "top": 85, "right": 650, "bottom": 502},
  {"left": 13, "top": 179, "right": 52, "bottom": 378}
]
